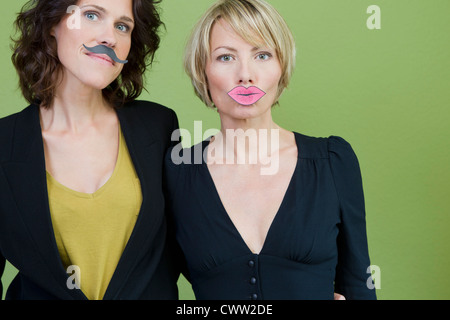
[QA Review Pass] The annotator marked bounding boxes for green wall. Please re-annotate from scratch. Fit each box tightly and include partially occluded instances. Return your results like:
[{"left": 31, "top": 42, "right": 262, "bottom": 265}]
[{"left": 1, "top": 0, "right": 449, "bottom": 300}]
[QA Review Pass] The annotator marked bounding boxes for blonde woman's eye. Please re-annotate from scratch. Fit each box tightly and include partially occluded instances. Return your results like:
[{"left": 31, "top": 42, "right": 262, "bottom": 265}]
[
  {"left": 218, "top": 54, "right": 233, "bottom": 62},
  {"left": 257, "top": 53, "right": 272, "bottom": 60}
]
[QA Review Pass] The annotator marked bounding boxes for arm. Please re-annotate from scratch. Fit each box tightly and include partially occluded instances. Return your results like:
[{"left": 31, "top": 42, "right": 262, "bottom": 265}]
[
  {"left": 169, "top": 109, "right": 180, "bottom": 148},
  {"left": 328, "top": 136, "right": 376, "bottom": 300},
  {"left": 163, "top": 110, "right": 191, "bottom": 281}
]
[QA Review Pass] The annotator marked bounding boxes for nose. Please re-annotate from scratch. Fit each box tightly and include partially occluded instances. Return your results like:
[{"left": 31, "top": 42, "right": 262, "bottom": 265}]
[
  {"left": 97, "top": 23, "right": 117, "bottom": 48},
  {"left": 238, "top": 60, "right": 254, "bottom": 85}
]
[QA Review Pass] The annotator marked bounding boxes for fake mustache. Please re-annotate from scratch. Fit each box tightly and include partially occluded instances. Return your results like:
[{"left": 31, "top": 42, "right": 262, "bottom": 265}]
[{"left": 83, "top": 44, "right": 128, "bottom": 64}]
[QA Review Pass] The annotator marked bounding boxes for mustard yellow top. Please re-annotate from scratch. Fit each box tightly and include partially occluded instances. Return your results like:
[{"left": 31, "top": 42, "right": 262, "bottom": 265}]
[{"left": 47, "top": 127, "right": 142, "bottom": 300}]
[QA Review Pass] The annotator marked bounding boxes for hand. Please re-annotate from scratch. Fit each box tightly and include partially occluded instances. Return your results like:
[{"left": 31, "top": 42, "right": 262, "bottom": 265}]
[{"left": 334, "top": 293, "right": 346, "bottom": 300}]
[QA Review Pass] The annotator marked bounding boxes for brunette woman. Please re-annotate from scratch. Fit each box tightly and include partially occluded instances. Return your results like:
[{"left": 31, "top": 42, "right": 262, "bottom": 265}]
[{"left": 0, "top": 0, "right": 179, "bottom": 300}]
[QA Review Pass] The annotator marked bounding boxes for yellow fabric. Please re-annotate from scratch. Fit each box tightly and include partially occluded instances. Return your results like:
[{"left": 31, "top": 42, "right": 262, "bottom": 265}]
[{"left": 47, "top": 127, "right": 142, "bottom": 300}]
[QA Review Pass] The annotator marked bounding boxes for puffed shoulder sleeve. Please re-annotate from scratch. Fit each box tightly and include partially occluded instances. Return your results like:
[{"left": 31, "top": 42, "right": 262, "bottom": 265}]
[{"left": 328, "top": 136, "right": 376, "bottom": 300}]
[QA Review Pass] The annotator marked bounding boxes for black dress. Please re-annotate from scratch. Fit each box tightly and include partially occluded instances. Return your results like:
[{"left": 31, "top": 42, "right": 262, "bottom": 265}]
[{"left": 165, "top": 132, "right": 376, "bottom": 300}]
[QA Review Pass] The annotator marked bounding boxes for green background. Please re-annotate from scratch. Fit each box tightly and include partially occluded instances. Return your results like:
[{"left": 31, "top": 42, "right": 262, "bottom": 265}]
[{"left": 1, "top": 0, "right": 449, "bottom": 300}]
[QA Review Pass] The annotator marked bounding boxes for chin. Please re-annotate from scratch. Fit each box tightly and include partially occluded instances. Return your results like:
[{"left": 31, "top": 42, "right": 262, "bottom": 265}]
[
  {"left": 82, "top": 76, "right": 116, "bottom": 90},
  {"left": 76, "top": 66, "right": 120, "bottom": 89}
]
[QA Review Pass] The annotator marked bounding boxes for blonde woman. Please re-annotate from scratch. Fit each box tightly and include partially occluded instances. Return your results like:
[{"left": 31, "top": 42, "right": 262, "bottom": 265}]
[{"left": 165, "top": 0, "right": 376, "bottom": 300}]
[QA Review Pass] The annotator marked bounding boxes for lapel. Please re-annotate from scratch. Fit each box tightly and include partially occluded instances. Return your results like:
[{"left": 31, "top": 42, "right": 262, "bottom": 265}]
[
  {"left": 103, "top": 105, "right": 164, "bottom": 299},
  {"left": 2, "top": 104, "right": 165, "bottom": 300},
  {"left": 1, "top": 104, "right": 86, "bottom": 299}
]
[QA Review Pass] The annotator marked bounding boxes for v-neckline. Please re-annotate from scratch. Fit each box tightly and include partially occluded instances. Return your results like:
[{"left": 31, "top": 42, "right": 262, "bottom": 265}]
[
  {"left": 45, "top": 126, "right": 123, "bottom": 198},
  {"left": 201, "top": 132, "right": 300, "bottom": 255},
  {"left": 37, "top": 105, "right": 151, "bottom": 299}
]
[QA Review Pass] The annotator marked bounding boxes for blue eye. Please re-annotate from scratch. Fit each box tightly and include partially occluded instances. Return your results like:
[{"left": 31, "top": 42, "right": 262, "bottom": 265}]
[
  {"left": 256, "top": 52, "right": 272, "bottom": 60},
  {"left": 218, "top": 55, "right": 233, "bottom": 62},
  {"left": 85, "top": 12, "right": 99, "bottom": 21},
  {"left": 116, "top": 24, "right": 130, "bottom": 33}
]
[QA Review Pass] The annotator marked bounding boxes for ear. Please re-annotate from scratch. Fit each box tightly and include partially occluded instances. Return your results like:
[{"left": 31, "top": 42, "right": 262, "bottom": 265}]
[
  {"left": 50, "top": 23, "right": 59, "bottom": 37},
  {"left": 50, "top": 17, "right": 64, "bottom": 38}
]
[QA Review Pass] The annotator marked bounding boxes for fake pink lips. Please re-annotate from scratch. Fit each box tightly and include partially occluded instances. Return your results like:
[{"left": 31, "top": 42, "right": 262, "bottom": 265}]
[{"left": 228, "top": 86, "right": 266, "bottom": 106}]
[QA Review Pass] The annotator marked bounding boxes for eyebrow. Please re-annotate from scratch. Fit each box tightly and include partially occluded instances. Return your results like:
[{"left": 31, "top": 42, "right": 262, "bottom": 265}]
[
  {"left": 212, "top": 46, "right": 261, "bottom": 53},
  {"left": 80, "top": 4, "right": 135, "bottom": 25}
]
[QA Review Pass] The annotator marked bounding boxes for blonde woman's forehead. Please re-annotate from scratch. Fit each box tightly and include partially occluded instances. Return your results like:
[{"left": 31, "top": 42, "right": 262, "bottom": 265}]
[{"left": 210, "top": 19, "right": 267, "bottom": 50}]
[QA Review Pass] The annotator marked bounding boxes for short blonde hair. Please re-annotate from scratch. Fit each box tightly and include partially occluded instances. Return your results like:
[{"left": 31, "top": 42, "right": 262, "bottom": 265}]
[{"left": 184, "top": 0, "right": 296, "bottom": 108}]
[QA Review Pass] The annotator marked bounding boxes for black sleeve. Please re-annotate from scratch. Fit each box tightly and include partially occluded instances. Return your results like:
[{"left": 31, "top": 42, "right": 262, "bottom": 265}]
[
  {"left": 169, "top": 108, "right": 180, "bottom": 148},
  {"left": 163, "top": 110, "right": 190, "bottom": 281},
  {"left": 328, "top": 136, "right": 377, "bottom": 300}
]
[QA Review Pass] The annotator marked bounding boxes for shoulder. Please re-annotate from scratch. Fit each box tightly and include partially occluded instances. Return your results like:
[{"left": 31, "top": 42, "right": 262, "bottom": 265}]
[
  {"left": 118, "top": 100, "right": 179, "bottom": 144},
  {"left": 0, "top": 113, "right": 17, "bottom": 161},
  {"left": 0, "top": 104, "right": 35, "bottom": 128},
  {"left": 164, "top": 139, "right": 207, "bottom": 190},
  {"left": 0, "top": 111, "right": 19, "bottom": 132},
  {"left": 165, "top": 139, "right": 206, "bottom": 169},
  {"left": 326, "top": 135, "right": 363, "bottom": 184},
  {"left": 294, "top": 132, "right": 355, "bottom": 159},
  {"left": 327, "top": 135, "right": 359, "bottom": 164},
  {"left": 120, "top": 100, "right": 177, "bottom": 122},
  {"left": 0, "top": 105, "right": 36, "bottom": 161},
  {"left": 294, "top": 132, "right": 328, "bottom": 159}
]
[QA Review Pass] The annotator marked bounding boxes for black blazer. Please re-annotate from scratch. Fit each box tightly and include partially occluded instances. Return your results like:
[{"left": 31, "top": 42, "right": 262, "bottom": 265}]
[{"left": 0, "top": 101, "right": 180, "bottom": 299}]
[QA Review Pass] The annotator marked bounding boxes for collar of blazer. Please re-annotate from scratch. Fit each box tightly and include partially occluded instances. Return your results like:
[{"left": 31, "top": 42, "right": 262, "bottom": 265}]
[{"left": 0, "top": 103, "right": 165, "bottom": 299}]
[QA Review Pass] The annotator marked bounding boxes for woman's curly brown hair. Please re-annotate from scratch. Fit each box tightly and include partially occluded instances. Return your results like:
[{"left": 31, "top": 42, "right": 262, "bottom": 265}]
[{"left": 11, "top": 0, "right": 164, "bottom": 108}]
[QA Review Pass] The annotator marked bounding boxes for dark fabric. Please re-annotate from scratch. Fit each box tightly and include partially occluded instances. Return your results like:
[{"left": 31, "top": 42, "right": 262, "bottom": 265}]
[
  {"left": 0, "top": 101, "right": 181, "bottom": 300},
  {"left": 165, "top": 133, "right": 376, "bottom": 300}
]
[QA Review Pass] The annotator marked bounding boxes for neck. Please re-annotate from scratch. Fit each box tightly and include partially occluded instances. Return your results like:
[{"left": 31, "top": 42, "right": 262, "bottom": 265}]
[
  {"left": 210, "top": 111, "right": 281, "bottom": 164},
  {"left": 40, "top": 74, "right": 114, "bottom": 133},
  {"left": 218, "top": 109, "right": 276, "bottom": 134}
]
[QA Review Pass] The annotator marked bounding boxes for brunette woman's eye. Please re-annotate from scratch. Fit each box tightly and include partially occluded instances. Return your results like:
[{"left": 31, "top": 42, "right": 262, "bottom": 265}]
[
  {"left": 85, "top": 12, "right": 99, "bottom": 21},
  {"left": 116, "top": 24, "right": 130, "bottom": 33}
]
